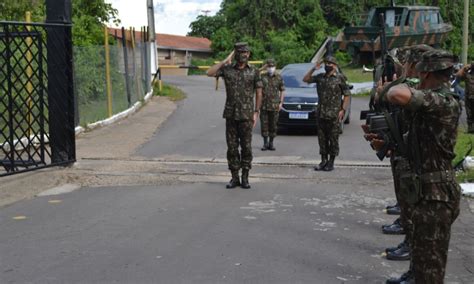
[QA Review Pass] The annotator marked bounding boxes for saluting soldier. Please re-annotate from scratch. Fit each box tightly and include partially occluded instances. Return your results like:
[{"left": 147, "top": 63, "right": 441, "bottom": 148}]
[
  {"left": 207, "top": 42, "right": 263, "bottom": 189},
  {"left": 384, "top": 50, "right": 461, "bottom": 284},
  {"left": 259, "top": 59, "right": 285, "bottom": 151},
  {"left": 303, "top": 56, "right": 351, "bottom": 171},
  {"left": 455, "top": 61, "right": 474, "bottom": 132}
]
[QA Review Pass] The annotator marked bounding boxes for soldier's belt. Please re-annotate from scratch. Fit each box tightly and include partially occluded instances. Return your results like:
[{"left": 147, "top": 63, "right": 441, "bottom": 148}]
[{"left": 420, "top": 170, "right": 455, "bottom": 184}]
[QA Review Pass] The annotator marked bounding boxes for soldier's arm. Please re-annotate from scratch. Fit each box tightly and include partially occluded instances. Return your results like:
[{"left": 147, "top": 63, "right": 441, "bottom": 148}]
[
  {"left": 455, "top": 65, "right": 468, "bottom": 80},
  {"left": 386, "top": 84, "right": 412, "bottom": 106},
  {"left": 303, "top": 65, "right": 319, "bottom": 83},
  {"left": 207, "top": 51, "right": 234, "bottom": 77}
]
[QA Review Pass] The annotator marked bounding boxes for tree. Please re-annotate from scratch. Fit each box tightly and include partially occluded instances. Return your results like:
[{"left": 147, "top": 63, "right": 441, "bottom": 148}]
[{"left": 188, "top": 14, "right": 225, "bottom": 39}]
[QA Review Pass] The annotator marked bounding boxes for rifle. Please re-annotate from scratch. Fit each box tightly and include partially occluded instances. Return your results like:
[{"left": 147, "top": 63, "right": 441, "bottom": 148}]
[{"left": 359, "top": 14, "right": 404, "bottom": 161}]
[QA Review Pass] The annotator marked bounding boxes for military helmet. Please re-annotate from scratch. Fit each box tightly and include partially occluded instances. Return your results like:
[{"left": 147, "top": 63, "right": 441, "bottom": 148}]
[
  {"left": 324, "top": 55, "right": 338, "bottom": 65},
  {"left": 415, "top": 49, "right": 458, "bottom": 72},
  {"left": 266, "top": 58, "right": 276, "bottom": 67},
  {"left": 234, "top": 42, "right": 250, "bottom": 52},
  {"left": 406, "top": 44, "right": 434, "bottom": 64}
]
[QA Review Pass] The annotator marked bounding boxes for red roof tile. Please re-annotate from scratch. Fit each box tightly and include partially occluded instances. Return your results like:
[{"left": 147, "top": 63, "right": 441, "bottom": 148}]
[{"left": 108, "top": 27, "right": 211, "bottom": 52}]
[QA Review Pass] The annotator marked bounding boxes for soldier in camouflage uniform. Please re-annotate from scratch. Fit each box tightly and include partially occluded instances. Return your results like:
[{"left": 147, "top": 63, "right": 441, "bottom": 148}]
[
  {"left": 207, "top": 42, "right": 263, "bottom": 189},
  {"left": 303, "top": 56, "right": 351, "bottom": 171},
  {"left": 384, "top": 50, "right": 461, "bottom": 284},
  {"left": 259, "top": 59, "right": 285, "bottom": 151},
  {"left": 455, "top": 61, "right": 474, "bottom": 132},
  {"left": 369, "top": 46, "right": 434, "bottom": 264}
]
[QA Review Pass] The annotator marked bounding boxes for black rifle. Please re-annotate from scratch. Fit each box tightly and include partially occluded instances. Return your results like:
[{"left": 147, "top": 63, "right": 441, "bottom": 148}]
[{"left": 359, "top": 13, "right": 402, "bottom": 161}]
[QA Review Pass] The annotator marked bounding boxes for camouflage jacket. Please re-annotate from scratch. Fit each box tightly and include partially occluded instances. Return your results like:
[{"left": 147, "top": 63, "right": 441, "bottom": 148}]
[
  {"left": 405, "top": 84, "right": 461, "bottom": 201},
  {"left": 261, "top": 73, "right": 285, "bottom": 111},
  {"left": 459, "top": 71, "right": 474, "bottom": 99},
  {"left": 309, "top": 73, "right": 351, "bottom": 120},
  {"left": 217, "top": 63, "right": 263, "bottom": 120}
]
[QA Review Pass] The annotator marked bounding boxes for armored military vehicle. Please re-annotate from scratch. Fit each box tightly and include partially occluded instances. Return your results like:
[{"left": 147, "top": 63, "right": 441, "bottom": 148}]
[{"left": 333, "top": 3, "right": 452, "bottom": 64}]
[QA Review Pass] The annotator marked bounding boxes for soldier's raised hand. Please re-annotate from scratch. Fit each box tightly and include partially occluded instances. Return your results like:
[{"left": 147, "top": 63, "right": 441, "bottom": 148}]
[{"left": 224, "top": 51, "right": 235, "bottom": 65}]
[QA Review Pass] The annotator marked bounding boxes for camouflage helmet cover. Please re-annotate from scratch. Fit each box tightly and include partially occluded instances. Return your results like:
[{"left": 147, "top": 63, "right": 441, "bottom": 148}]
[
  {"left": 265, "top": 58, "right": 276, "bottom": 66},
  {"left": 406, "top": 44, "right": 434, "bottom": 64},
  {"left": 324, "top": 55, "right": 338, "bottom": 65},
  {"left": 234, "top": 42, "right": 250, "bottom": 52},
  {"left": 415, "top": 49, "right": 458, "bottom": 72}
]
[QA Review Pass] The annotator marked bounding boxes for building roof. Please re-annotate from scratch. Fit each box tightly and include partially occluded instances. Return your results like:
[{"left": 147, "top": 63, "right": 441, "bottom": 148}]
[{"left": 108, "top": 27, "right": 212, "bottom": 53}]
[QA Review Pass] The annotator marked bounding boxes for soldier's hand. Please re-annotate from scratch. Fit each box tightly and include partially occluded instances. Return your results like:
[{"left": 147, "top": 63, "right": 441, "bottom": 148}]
[
  {"left": 253, "top": 112, "right": 259, "bottom": 128},
  {"left": 338, "top": 110, "right": 345, "bottom": 122},
  {"left": 364, "top": 133, "right": 378, "bottom": 142},
  {"left": 371, "top": 139, "right": 385, "bottom": 151},
  {"left": 279, "top": 103, "right": 283, "bottom": 110},
  {"left": 224, "top": 51, "right": 235, "bottom": 65}
]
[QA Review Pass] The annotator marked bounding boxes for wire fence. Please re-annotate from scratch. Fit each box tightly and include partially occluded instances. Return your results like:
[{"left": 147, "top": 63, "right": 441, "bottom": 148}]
[{"left": 74, "top": 28, "right": 152, "bottom": 126}]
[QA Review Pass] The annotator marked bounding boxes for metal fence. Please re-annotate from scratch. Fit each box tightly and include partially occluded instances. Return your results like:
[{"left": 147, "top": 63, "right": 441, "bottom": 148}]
[
  {"left": 0, "top": 21, "right": 75, "bottom": 176},
  {"left": 74, "top": 28, "right": 151, "bottom": 126}
]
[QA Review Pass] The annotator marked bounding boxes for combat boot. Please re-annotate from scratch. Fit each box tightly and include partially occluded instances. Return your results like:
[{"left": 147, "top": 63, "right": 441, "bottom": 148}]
[
  {"left": 386, "top": 270, "right": 413, "bottom": 284},
  {"left": 226, "top": 170, "right": 240, "bottom": 189},
  {"left": 385, "top": 237, "right": 408, "bottom": 253},
  {"left": 323, "top": 155, "right": 336, "bottom": 171},
  {"left": 241, "top": 169, "right": 251, "bottom": 189},
  {"left": 382, "top": 218, "right": 405, "bottom": 235},
  {"left": 268, "top": 137, "right": 275, "bottom": 151},
  {"left": 386, "top": 241, "right": 410, "bottom": 261},
  {"left": 314, "top": 155, "right": 328, "bottom": 171},
  {"left": 261, "top": 137, "right": 269, "bottom": 151},
  {"left": 386, "top": 204, "right": 401, "bottom": 215}
]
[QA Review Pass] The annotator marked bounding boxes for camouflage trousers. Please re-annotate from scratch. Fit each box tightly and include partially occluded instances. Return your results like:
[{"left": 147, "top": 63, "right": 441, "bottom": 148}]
[
  {"left": 317, "top": 117, "right": 340, "bottom": 156},
  {"left": 391, "top": 155, "right": 414, "bottom": 243},
  {"left": 260, "top": 110, "right": 279, "bottom": 138},
  {"left": 465, "top": 98, "right": 474, "bottom": 132},
  {"left": 226, "top": 119, "right": 253, "bottom": 171},
  {"left": 411, "top": 187, "right": 460, "bottom": 283}
]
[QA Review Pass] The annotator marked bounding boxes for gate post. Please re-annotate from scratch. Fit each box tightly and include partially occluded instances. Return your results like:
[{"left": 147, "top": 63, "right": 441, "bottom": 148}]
[{"left": 45, "top": 0, "right": 76, "bottom": 164}]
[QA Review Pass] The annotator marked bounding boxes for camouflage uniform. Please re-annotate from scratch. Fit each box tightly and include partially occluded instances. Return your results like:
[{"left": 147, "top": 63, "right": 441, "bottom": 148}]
[
  {"left": 216, "top": 61, "right": 262, "bottom": 171},
  {"left": 402, "top": 50, "right": 461, "bottom": 283},
  {"left": 308, "top": 71, "right": 351, "bottom": 156},
  {"left": 260, "top": 72, "right": 285, "bottom": 138},
  {"left": 458, "top": 65, "right": 474, "bottom": 132}
]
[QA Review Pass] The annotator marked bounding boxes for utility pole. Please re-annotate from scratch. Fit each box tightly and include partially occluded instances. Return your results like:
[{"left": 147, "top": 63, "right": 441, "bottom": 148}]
[
  {"left": 146, "top": 0, "right": 157, "bottom": 91},
  {"left": 462, "top": 0, "right": 469, "bottom": 65}
]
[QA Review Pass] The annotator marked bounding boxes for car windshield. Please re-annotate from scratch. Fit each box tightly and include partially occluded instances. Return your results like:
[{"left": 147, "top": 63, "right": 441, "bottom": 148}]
[{"left": 281, "top": 64, "right": 317, "bottom": 88}]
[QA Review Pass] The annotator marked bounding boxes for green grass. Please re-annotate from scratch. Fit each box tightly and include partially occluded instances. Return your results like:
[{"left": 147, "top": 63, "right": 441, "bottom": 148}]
[
  {"left": 153, "top": 83, "right": 187, "bottom": 101},
  {"left": 454, "top": 128, "right": 474, "bottom": 182},
  {"left": 78, "top": 96, "right": 130, "bottom": 126},
  {"left": 340, "top": 65, "right": 373, "bottom": 83}
]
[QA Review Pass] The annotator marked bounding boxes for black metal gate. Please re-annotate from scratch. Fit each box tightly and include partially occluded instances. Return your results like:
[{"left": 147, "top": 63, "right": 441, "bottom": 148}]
[{"left": 0, "top": 21, "right": 75, "bottom": 176}]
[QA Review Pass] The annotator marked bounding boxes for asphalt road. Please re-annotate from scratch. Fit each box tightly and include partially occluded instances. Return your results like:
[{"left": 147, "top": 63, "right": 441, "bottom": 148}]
[
  {"left": 1, "top": 76, "right": 473, "bottom": 283},
  {"left": 136, "top": 76, "right": 383, "bottom": 165}
]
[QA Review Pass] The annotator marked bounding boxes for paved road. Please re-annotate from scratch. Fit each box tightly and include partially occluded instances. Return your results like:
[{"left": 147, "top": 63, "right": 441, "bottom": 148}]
[
  {"left": 137, "top": 76, "right": 385, "bottom": 165},
  {"left": 1, "top": 76, "right": 473, "bottom": 283}
]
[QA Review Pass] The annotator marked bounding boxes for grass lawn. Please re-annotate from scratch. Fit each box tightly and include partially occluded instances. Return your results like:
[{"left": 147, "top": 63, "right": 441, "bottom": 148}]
[
  {"left": 153, "top": 83, "right": 187, "bottom": 101},
  {"left": 454, "top": 128, "right": 474, "bottom": 182},
  {"left": 340, "top": 65, "right": 373, "bottom": 83}
]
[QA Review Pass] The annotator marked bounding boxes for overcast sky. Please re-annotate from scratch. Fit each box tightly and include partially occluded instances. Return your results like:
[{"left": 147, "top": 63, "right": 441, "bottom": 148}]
[{"left": 106, "top": 0, "right": 222, "bottom": 36}]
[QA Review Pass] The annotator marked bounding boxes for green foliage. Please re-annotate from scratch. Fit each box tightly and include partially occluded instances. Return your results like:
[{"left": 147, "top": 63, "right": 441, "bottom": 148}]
[
  {"left": 0, "top": 0, "right": 44, "bottom": 22},
  {"left": 188, "top": 58, "right": 216, "bottom": 75},
  {"left": 190, "top": 0, "right": 474, "bottom": 67},
  {"left": 187, "top": 14, "right": 225, "bottom": 39}
]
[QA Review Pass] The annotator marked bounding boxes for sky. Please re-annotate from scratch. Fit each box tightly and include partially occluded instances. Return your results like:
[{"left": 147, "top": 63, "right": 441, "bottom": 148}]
[{"left": 106, "top": 0, "right": 222, "bottom": 36}]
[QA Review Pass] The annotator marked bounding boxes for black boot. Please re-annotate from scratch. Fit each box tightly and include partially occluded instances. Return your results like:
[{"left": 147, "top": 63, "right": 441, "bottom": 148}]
[
  {"left": 261, "top": 137, "right": 269, "bottom": 151},
  {"left": 268, "top": 137, "right": 275, "bottom": 151},
  {"left": 382, "top": 218, "right": 405, "bottom": 235},
  {"left": 386, "top": 204, "right": 401, "bottom": 215},
  {"left": 386, "top": 241, "right": 410, "bottom": 261},
  {"left": 226, "top": 170, "right": 240, "bottom": 189},
  {"left": 323, "top": 155, "right": 335, "bottom": 171},
  {"left": 386, "top": 270, "right": 413, "bottom": 284},
  {"left": 314, "top": 155, "right": 328, "bottom": 171},
  {"left": 241, "top": 169, "right": 251, "bottom": 189},
  {"left": 385, "top": 237, "right": 408, "bottom": 253}
]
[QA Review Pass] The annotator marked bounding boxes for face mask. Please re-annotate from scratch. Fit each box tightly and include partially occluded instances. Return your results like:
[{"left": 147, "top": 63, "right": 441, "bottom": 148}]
[
  {"left": 324, "top": 65, "right": 334, "bottom": 73},
  {"left": 236, "top": 52, "right": 249, "bottom": 64},
  {"left": 268, "top": 67, "right": 276, "bottom": 75}
]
